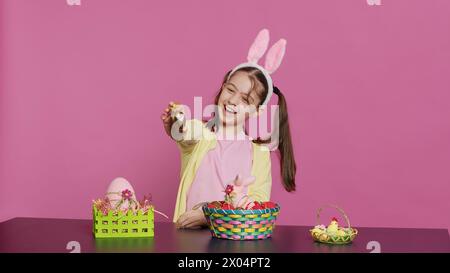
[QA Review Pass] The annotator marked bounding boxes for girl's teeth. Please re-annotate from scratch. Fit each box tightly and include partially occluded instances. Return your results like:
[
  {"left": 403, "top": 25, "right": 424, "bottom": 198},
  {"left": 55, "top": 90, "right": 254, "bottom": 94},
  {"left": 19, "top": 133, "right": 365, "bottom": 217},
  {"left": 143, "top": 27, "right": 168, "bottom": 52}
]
[{"left": 225, "top": 105, "right": 236, "bottom": 114}]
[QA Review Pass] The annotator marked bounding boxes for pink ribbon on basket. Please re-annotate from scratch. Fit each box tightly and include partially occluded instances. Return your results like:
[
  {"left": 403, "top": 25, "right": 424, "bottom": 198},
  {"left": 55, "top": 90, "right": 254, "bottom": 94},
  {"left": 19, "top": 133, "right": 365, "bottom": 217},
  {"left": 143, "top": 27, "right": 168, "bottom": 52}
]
[{"left": 96, "top": 189, "right": 169, "bottom": 219}]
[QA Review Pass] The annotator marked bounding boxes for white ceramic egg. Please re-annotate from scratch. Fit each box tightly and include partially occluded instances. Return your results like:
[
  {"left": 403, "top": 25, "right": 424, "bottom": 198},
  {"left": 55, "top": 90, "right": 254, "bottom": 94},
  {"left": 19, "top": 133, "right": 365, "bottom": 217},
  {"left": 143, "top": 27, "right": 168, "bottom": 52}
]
[{"left": 105, "top": 177, "right": 137, "bottom": 210}]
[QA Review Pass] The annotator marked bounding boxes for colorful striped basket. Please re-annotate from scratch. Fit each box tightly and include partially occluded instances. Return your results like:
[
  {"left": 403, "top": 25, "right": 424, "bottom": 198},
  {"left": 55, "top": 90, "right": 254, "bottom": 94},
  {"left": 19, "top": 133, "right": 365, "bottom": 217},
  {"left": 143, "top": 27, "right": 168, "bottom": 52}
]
[{"left": 202, "top": 203, "right": 281, "bottom": 240}]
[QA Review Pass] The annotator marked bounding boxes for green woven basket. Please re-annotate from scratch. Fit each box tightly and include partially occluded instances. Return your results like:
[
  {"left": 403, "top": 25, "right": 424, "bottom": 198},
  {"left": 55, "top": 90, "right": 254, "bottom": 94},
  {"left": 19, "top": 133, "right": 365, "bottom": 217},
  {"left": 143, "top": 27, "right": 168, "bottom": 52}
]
[
  {"left": 309, "top": 204, "right": 358, "bottom": 245},
  {"left": 202, "top": 204, "right": 281, "bottom": 240},
  {"left": 92, "top": 206, "right": 154, "bottom": 238}
]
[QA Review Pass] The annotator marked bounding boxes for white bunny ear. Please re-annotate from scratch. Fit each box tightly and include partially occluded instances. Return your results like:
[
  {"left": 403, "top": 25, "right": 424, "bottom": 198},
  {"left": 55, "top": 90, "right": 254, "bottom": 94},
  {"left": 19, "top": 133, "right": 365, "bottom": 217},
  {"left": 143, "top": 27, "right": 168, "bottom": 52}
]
[
  {"left": 264, "top": 39, "right": 287, "bottom": 74},
  {"left": 247, "top": 29, "right": 270, "bottom": 64}
]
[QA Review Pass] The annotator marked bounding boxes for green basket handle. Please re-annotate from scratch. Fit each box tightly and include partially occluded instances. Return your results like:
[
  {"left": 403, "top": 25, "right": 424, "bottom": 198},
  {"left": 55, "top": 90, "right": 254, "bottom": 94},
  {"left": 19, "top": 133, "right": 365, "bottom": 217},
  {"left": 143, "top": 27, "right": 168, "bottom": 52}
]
[{"left": 316, "top": 204, "right": 352, "bottom": 230}]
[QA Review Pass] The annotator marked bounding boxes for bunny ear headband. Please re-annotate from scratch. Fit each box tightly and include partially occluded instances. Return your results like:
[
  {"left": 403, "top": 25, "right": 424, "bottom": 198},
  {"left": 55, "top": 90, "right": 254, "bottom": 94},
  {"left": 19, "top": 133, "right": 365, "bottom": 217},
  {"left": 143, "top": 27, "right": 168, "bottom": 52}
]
[{"left": 227, "top": 28, "right": 287, "bottom": 105}]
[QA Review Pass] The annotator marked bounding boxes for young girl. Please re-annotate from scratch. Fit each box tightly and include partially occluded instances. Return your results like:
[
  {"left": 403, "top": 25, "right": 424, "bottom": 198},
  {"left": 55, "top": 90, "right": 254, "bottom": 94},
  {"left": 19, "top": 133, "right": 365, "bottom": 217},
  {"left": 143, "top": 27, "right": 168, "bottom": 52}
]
[{"left": 161, "top": 29, "right": 296, "bottom": 229}]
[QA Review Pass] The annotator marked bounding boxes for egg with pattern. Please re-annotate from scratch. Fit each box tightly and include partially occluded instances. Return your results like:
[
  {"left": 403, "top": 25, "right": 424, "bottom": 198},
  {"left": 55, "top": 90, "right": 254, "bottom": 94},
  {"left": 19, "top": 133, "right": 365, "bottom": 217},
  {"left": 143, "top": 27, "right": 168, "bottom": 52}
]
[{"left": 105, "top": 177, "right": 137, "bottom": 210}]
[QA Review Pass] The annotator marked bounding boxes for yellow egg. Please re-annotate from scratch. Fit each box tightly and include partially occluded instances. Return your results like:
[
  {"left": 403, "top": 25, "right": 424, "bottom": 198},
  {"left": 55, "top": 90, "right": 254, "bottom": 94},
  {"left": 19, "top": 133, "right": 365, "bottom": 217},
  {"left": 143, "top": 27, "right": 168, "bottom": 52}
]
[
  {"left": 319, "top": 233, "right": 329, "bottom": 241},
  {"left": 311, "top": 228, "right": 323, "bottom": 234},
  {"left": 337, "top": 229, "right": 346, "bottom": 236},
  {"left": 105, "top": 177, "right": 137, "bottom": 210}
]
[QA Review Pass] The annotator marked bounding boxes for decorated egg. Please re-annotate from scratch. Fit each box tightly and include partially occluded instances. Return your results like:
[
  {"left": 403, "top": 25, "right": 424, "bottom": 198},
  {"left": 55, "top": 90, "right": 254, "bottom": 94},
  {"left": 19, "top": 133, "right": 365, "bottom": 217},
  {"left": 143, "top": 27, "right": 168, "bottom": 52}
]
[
  {"left": 261, "top": 201, "right": 277, "bottom": 209},
  {"left": 170, "top": 103, "right": 185, "bottom": 122},
  {"left": 311, "top": 227, "right": 323, "bottom": 234},
  {"left": 319, "top": 233, "right": 329, "bottom": 241},
  {"left": 105, "top": 177, "right": 137, "bottom": 210}
]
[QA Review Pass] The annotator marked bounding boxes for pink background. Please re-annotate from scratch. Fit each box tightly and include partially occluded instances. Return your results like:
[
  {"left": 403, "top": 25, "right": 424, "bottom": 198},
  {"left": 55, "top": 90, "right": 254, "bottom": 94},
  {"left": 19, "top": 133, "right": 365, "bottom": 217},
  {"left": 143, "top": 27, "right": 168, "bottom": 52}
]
[{"left": 1, "top": 0, "right": 449, "bottom": 230}]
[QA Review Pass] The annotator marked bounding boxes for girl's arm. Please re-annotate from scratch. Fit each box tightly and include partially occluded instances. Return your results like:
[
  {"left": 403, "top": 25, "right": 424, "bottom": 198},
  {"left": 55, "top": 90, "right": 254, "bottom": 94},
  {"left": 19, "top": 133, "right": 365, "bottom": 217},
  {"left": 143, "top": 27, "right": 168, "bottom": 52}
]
[{"left": 247, "top": 148, "right": 272, "bottom": 202}]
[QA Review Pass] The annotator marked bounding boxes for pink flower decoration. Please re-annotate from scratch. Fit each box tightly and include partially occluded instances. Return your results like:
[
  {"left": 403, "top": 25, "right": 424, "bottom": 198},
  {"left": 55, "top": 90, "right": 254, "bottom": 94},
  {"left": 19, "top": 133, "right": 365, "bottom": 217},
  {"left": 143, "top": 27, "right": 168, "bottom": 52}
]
[
  {"left": 224, "top": 185, "right": 234, "bottom": 195},
  {"left": 121, "top": 189, "right": 133, "bottom": 200}
]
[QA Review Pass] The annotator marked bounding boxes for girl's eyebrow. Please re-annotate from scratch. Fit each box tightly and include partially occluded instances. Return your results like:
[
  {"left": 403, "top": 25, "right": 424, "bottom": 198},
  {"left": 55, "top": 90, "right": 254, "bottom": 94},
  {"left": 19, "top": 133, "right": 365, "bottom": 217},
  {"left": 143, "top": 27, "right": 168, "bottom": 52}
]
[
  {"left": 246, "top": 93, "right": 256, "bottom": 103},
  {"left": 227, "top": 82, "right": 239, "bottom": 92},
  {"left": 227, "top": 82, "right": 257, "bottom": 103}
]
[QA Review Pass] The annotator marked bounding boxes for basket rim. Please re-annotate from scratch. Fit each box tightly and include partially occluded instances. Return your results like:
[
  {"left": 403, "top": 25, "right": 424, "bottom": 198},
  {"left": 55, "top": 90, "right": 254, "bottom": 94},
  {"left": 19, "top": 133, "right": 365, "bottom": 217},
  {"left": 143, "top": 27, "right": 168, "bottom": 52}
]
[
  {"left": 316, "top": 204, "right": 352, "bottom": 229},
  {"left": 310, "top": 227, "right": 358, "bottom": 236},
  {"left": 202, "top": 203, "right": 280, "bottom": 215},
  {"left": 92, "top": 205, "right": 154, "bottom": 217},
  {"left": 310, "top": 228, "right": 358, "bottom": 244}
]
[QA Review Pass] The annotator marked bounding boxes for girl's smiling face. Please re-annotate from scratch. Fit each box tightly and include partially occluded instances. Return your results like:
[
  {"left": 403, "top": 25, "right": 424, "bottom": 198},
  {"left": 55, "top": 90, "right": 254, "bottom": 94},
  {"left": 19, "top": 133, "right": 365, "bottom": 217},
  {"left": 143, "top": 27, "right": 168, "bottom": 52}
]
[{"left": 217, "top": 71, "right": 262, "bottom": 127}]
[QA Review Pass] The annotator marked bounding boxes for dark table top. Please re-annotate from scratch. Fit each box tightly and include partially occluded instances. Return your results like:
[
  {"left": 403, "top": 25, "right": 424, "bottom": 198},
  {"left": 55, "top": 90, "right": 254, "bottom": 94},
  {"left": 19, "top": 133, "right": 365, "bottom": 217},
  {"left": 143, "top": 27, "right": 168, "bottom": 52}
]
[{"left": 0, "top": 218, "right": 448, "bottom": 253}]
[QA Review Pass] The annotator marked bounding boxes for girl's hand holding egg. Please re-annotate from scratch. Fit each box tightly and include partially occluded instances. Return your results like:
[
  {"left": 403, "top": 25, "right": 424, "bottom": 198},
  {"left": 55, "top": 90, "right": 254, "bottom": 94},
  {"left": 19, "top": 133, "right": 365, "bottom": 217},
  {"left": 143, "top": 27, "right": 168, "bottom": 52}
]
[
  {"left": 161, "top": 101, "right": 187, "bottom": 139},
  {"left": 170, "top": 103, "right": 185, "bottom": 123}
]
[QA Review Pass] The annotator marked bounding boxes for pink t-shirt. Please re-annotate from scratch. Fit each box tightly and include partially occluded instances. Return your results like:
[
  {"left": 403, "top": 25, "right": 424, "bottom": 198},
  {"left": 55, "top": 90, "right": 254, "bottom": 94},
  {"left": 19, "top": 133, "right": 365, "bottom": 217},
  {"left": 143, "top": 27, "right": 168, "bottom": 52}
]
[{"left": 186, "top": 132, "right": 253, "bottom": 211}]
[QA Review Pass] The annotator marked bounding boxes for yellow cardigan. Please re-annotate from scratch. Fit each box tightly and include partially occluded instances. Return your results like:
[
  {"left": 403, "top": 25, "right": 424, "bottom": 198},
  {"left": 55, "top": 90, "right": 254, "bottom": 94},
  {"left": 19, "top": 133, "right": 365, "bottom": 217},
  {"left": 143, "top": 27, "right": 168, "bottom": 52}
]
[{"left": 172, "top": 119, "right": 272, "bottom": 222}]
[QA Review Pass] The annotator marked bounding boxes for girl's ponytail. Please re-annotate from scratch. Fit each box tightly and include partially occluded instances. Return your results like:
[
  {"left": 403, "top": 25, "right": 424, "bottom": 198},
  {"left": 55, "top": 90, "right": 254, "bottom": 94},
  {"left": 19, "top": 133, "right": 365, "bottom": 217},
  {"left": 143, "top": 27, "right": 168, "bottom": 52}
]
[{"left": 273, "top": 86, "right": 296, "bottom": 192}]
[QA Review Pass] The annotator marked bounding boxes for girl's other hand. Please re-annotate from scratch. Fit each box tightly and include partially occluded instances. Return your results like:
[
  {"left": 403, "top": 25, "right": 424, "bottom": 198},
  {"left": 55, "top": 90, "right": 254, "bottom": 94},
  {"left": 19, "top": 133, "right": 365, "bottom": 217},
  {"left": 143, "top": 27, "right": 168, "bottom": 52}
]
[{"left": 176, "top": 208, "right": 207, "bottom": 229}]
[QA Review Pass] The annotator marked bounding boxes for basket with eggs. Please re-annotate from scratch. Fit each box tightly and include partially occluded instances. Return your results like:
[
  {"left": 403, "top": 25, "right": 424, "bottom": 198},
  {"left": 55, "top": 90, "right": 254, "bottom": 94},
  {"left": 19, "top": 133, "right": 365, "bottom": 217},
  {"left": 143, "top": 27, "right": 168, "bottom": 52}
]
[
  {"left": 92, "top": 178, "right": 168, "bottom": 238},
  {"left": 310, "top": 205, "right": 358, "bottom": 244},
  {"left": 202, "top": 184, "right": 281, "bottom": 240}
]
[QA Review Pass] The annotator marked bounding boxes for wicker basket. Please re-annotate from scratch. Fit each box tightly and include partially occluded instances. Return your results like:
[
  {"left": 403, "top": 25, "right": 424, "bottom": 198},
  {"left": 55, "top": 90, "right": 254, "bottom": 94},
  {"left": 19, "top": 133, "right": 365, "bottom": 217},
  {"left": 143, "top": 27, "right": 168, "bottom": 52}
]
[
  {"left": 310, "top": 205, "right": 358, "bottom": 244},
  {"left": 202, "top": 203, "right": 281, "bottom": 240}
]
